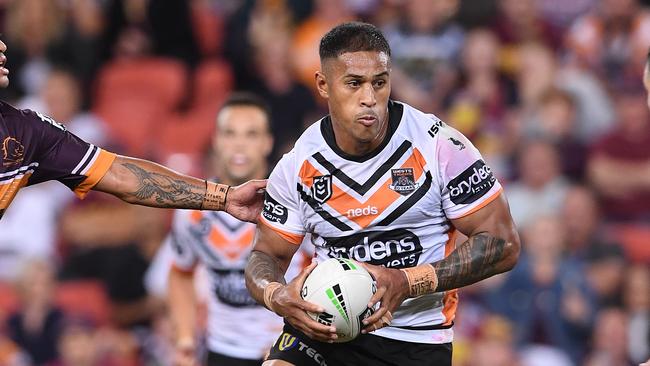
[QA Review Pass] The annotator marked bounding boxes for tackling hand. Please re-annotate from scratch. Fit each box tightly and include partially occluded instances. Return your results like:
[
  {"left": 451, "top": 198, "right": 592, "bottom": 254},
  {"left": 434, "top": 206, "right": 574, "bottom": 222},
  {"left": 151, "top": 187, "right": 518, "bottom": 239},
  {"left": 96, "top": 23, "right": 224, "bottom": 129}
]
[
  {"left": 268, "top": 262, "right": 339, "bottom": 343},
  {"left": 360, "top": 263, "right": 409, "bottom": 334},
  {"left": 224, "top": 179, "right": 267, "bottom": 223}
]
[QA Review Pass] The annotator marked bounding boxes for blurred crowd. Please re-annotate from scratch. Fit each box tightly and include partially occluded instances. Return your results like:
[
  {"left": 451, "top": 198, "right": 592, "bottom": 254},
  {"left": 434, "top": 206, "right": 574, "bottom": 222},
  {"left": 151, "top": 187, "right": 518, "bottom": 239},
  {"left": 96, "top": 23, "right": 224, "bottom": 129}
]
[{"left": 0, "top": 0, "right": 649, "bottom": 365}]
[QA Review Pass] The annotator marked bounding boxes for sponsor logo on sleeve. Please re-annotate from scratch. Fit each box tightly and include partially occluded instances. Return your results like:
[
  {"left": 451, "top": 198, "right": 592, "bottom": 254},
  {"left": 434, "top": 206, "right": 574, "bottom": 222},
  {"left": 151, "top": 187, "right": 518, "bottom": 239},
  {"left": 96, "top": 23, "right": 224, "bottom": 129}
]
[
  {"left": 446, "top": 160, "right": 496, "bottom": 205},
  {"left": 262, "top": 193, "right": 288, "bottom": 224}
]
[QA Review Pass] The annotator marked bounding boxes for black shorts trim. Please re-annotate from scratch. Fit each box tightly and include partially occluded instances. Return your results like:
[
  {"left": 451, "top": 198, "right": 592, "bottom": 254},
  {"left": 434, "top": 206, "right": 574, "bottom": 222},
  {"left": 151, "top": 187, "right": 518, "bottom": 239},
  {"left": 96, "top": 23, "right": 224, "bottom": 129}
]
[
  {"left": 391, "top": 321, "right": 454, "bottom": 331},
  {"left": 267, "top": 322, "right": 452, "bottom": 366},
  {"left": 206, "top": 350, "right": 262, "bottom": 366}
]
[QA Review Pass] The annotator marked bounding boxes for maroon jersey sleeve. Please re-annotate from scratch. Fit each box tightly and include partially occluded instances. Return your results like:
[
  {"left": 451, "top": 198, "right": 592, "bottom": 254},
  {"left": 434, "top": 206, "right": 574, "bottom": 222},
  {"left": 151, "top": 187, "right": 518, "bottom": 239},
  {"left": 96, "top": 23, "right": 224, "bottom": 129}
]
[{"left": 18, "top": 108, "right": 116, "bottom": 198}]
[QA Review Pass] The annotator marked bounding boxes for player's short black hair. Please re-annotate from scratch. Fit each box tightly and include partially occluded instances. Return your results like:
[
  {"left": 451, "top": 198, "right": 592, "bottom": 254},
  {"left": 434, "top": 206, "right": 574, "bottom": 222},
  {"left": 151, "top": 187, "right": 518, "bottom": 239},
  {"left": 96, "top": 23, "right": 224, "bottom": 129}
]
[
  {"left": 646, "top": 47, "right": 650, "bottom": 67},
  {"left": 221, "top": 92, "right": 270, "bottom": 117},
  {"left": 319, "top": 22, "right": 391, "bottom": 61}
]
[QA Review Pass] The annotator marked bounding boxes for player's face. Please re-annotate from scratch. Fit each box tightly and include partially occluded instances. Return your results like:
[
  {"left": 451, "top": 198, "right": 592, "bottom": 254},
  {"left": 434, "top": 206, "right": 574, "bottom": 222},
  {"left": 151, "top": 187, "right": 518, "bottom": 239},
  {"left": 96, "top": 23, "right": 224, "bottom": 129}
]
[
  {"left": 317, "top": 51, "right": 391, "bottom": 154},
  {"left": 214, "top": 105, "right": 272, "bottom": 184},
  {"left": 0, "top": 40, "right": 9, "bottom": 88}
]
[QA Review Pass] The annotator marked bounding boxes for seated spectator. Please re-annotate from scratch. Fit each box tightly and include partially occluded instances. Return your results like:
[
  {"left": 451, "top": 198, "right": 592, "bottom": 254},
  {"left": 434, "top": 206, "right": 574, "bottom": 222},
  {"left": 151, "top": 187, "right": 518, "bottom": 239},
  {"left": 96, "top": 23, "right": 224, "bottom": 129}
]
[
  {"left": 524, "top": 88, "right": 587, "bottom": 180},
  {"left": 584, "top": 243, "right": 627, "bottom": 308},
  {"left": 492, "top": 0, "right": 562, "bottom": 49},
  {"left": 623, "top": 265, "right": 650, "bottom": 364},
  {"left": 506, "top": 139, "right": 569, "bottom": 228},
  {"left": 561, "top": 185, "right": 612, "bottom": 257},
  {"left": 588, "top": 87, "right": 650, "bottom": 222},
  {"left": 6, "top": 261, "right": 64, "bottom": 365},
  {"left": 487, "top": 216, "right": 596, "bottom": 363},
  {"left": 566, "top": 0, "right": 650, "bottom": 90},
  {"left": 584, "top": 308, "right": 635, "bottom": 366},
  {"left": 384, "top": 0, "right": 464, "bottom": 112}
]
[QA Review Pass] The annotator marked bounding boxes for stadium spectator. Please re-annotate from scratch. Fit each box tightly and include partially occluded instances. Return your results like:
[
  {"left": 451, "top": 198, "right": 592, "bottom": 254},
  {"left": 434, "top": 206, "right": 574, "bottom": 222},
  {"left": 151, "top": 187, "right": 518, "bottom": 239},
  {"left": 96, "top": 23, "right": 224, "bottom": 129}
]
[
  {"left": 526, "top": 88, "right": 587, "bottom": 180},
  {"left": 6, "top": 261, "right": 64, "bottom": 365},
  {"left": 384, "top": 0, "right": 464, "bottom": 112},
  {"left": 624, "top": 265, "right": 650, "bottom": 364},
  {"left": 506, "top": 139, "right": 569, "bottom": 228},
  {"left": 560, "top": 185, "right": 609, "bottom": 256},
  {"left": 584, "top": 307, "right": 635, "bottom": 366},
  {"left": 584, "top": 243, "right": 627, "bottom": 308},
  {"left": 248, "top": 21, "right": 320, "bottom": 161},
  {"left": 588, "top": 84, "right": 650, "bottom": 222},
  {"left": 566, "top": 0, "right": 650, "bottom": 89},
  {"left": 487, "top": 215, "right": 595, "bottom": 363},
  {"left": 492, "top": 0, "right": 562, "bottom": 49}
]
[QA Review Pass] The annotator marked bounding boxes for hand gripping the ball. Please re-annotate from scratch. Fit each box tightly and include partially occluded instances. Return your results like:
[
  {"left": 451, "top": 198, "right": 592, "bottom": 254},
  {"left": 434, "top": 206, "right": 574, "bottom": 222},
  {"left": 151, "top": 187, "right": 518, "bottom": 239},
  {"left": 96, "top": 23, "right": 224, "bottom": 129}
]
[
  {"left": 267, "top": 262, "right": 339, "bottom": 343},
  {"left": 360, "top": 262, "right": 410, "bottom": 334}
]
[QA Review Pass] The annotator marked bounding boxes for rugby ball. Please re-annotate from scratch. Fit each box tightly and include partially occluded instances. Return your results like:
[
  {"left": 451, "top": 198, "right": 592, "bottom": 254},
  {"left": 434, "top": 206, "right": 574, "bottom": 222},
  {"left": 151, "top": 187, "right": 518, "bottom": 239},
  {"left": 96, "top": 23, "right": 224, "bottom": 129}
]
[{"left": 301, "top": 258, "right": 377, "bottom": 342}]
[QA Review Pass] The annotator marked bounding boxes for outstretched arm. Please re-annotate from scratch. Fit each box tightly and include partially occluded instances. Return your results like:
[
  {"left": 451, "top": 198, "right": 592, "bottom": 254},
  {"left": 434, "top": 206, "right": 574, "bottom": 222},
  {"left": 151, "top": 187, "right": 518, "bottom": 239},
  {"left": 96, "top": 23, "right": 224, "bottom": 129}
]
[{"left": 93, "top": 156, "right": 266, "bottom": 222}]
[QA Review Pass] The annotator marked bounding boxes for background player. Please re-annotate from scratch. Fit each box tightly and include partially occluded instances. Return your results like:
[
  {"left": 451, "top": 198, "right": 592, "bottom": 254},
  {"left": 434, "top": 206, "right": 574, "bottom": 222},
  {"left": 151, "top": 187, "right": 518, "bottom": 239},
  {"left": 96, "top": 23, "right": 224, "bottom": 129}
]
[
  {"left": 0, "top": 38, "right": 264, "bottom": 222},
  {"left": 245, "top": 22, "right": 520, "bottom": 365},
  {"left": 166, "top": 93, "right": 310, "bottom": 366}
]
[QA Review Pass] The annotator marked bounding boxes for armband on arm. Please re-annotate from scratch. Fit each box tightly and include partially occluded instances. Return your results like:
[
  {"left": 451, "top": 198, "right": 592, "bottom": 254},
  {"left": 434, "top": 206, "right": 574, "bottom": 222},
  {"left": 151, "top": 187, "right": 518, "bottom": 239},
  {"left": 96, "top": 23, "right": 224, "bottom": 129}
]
[{"left": 202, "top": 181, "right": 229, "bottom": 211}]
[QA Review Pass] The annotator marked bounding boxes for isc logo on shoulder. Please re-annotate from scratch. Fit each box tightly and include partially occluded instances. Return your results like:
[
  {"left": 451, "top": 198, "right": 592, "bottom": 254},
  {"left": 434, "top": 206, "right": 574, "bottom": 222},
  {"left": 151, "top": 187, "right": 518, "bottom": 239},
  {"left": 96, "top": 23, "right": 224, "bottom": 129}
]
[{"left": 262, "top": 193, "right": 288, "bottom": 224}]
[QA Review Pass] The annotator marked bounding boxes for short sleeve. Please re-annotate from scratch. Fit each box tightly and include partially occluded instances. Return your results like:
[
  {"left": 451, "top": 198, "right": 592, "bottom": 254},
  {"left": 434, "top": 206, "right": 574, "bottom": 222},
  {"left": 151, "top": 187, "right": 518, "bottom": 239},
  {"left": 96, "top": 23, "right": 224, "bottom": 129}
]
[
  {"left": 168, "top": 210, "right": 199, "bottom": 273},
  {"left": 259, "top": 151, "right": 306, "bottom": 244},
  {"left": 25, "top": 110, "right": 115, "bottom": 198},
  {"left": 436, "top": 126, "right": 503, "bottom": 219}
]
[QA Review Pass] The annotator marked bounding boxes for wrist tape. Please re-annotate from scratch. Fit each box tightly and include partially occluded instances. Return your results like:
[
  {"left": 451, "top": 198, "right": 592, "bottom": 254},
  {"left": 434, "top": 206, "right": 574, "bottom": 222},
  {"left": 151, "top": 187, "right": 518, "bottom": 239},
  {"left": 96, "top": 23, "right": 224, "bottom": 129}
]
[{"left": 400, "top": 264, "right": 438, "bottom": 297}]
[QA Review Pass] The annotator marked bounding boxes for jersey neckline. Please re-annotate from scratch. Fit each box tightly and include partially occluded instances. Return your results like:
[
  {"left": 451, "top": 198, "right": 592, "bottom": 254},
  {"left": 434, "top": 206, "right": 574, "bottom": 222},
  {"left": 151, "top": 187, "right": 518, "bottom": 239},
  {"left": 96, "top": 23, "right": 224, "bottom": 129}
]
[{"left": 319, "top": 100, "right": 404, "bottom": 163}]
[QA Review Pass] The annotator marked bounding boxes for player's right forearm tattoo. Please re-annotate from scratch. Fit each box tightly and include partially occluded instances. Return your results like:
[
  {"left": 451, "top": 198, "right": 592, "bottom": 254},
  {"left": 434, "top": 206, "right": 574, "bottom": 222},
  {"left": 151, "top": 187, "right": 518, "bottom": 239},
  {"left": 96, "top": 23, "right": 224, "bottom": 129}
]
[
  {"left": 431, "top": 233, "right": 512, "bottom": 292},
  {"left": 245, "top": 250, "right": 287, "bottom": 304},
  {"left": 121, "top": 162, "right": 205, "bottom": 209}
]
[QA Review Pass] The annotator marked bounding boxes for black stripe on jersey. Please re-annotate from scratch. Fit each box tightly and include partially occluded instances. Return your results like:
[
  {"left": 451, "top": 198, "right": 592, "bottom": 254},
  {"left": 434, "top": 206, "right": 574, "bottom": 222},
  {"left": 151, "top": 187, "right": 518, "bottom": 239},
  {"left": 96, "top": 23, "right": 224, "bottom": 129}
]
[
  {"left": 312, "top": 140, "right": 412, "bottom": 196},
  {"left": 75, "top": 144, "right": 98, "bottom": 175},
  {"left": 0, "top": 209, "right": 4, "bottom": 219},
  {"left": 376, "top": 171, "right": 432, "bottom": 226},
  {"left": 208, "top": 211, "right": 246, "bottom": 233},
  {"left": 297, "top": 183, "right": 353, "bottom": 231}
]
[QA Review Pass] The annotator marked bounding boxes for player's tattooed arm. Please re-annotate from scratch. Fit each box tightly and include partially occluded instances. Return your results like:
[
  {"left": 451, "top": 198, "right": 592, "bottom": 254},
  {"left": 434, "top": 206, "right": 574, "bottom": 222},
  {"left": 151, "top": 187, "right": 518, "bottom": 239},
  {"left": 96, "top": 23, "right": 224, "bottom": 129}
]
[
  {"left": 245, "top": 249, "right": 288, "bottom": 304},
  {"left": 94, "top": 156, "right": 266, "bottom": 221},
  {"left": 95, "top": 156, "right": 208, "bottom": 208},
  {"left": 401, "top": 194, "right": 520, "bottom": 297},
  {"left": 431, "top": 232, "right": 513, "bottom": 291}
]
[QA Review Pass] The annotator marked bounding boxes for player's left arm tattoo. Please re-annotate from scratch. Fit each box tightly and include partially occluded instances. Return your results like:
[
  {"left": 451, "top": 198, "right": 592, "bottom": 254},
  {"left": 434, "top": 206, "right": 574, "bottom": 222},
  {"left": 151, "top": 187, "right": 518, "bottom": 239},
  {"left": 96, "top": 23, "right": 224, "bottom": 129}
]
[{"left": 431, "top": 232, "right": 514, "bottom": 292}]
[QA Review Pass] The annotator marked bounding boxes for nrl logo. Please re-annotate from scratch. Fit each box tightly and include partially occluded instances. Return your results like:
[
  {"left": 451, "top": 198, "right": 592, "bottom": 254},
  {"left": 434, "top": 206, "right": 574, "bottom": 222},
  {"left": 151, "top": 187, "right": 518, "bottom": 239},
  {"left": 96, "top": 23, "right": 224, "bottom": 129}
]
[
  {"left": 312, "top": 175, "right": 332, "bottom": 204},
  {"left": 389, "top": 168, "right": 419, "bottom": 196}
]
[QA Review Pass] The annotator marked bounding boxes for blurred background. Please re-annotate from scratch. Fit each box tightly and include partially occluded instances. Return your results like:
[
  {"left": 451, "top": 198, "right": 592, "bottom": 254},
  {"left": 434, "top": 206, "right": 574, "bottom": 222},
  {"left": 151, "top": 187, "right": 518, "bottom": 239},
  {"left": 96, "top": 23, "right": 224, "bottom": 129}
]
[{"left": 0, "top": 0, "right": 649, "bottom": 365}]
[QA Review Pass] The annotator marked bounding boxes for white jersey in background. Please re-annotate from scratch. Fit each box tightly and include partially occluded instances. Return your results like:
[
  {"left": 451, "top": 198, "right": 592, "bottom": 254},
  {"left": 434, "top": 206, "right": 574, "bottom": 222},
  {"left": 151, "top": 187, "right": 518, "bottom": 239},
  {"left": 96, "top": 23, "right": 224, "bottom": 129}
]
[
  {"left": 169, "top": 209, "right": 311, "bottom": 360},
  {"left": 260, "top": 100, "right": 502, "bottom": 344}
]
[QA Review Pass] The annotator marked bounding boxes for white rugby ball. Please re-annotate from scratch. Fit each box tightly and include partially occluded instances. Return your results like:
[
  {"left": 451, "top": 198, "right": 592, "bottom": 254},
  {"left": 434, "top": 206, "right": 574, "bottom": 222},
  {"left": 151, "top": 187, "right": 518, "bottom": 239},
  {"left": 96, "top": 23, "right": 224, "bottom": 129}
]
[{"left": 301, "top": 258, "right": 377, "bottom": 342}]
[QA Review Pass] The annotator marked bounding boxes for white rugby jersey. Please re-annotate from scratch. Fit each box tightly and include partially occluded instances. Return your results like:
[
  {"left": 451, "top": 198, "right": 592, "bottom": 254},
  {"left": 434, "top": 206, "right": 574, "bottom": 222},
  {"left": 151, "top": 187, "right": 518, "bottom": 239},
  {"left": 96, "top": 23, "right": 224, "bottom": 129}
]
[
  {"left": 260, "top": 101, "right": 503, "bottom": 344},
  {"left": 170, "top": 209, "right": 311, "bottom": 360}
]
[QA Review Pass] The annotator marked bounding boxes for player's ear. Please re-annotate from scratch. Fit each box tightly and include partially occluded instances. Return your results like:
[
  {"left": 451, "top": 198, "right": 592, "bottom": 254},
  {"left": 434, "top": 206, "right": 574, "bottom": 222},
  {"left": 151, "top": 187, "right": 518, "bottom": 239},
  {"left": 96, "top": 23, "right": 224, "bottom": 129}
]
[{"left": 315, "top": 70, "right": 329, "bottom": 99}]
